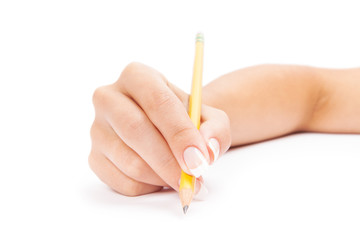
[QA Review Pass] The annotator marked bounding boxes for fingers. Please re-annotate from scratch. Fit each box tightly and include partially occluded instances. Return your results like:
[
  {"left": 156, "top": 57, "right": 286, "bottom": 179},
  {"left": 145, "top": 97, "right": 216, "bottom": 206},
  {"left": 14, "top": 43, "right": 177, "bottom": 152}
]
[
  {"left": 88, "top": 151, "right": 162, "bottom": 196},
  {"left": 95, "top": 86, "right": 182, "bottom": 190},
  {"left": 90, "top": 120, "right": 168, "bottom": 187},
  {"left": 90, "top": 62, "right": 232, "bottom": 198},
  {"left": 199, "top": 105, "right": 232, "bottom": 164},
  {"left": 118, "top": 62, "right": 210, "bottom": 178}
]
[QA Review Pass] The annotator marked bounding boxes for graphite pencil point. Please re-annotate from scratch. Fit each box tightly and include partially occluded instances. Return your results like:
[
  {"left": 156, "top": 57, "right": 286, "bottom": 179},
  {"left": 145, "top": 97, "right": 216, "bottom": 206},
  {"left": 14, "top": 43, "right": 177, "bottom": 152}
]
[{"left": 183, "top": 205, "right": 189, "bottom": 214}]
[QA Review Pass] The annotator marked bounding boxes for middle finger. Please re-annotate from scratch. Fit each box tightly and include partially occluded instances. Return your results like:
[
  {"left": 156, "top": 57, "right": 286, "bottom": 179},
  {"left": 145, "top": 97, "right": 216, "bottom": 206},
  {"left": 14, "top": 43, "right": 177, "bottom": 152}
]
[{"left": 103, "top": 89, "right": 182, "bottom": 190}]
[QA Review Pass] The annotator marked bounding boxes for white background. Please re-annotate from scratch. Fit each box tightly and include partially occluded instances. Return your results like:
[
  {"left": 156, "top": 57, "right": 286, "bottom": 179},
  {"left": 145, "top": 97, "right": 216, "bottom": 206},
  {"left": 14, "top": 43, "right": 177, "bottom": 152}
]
[{"left": 1, "top": 0, "right": 360, "bottom": 239}]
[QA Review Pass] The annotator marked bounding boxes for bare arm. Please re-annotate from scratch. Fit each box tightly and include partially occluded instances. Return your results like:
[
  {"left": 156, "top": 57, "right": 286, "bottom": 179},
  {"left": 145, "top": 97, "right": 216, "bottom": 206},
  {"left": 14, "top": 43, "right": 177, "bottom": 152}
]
[
  {"left": 203, "top": 64, "right": 360, "bottom": 147},
  {"left": 89, "top": 63, "right": 359, "bottom": 196}
]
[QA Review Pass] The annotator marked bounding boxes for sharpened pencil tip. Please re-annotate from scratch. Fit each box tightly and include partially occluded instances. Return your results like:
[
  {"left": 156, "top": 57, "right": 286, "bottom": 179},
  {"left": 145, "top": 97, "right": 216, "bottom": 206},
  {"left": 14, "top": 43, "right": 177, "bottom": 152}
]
[{"left": 183, "top": 205, "right": 189, "bottom": 214}]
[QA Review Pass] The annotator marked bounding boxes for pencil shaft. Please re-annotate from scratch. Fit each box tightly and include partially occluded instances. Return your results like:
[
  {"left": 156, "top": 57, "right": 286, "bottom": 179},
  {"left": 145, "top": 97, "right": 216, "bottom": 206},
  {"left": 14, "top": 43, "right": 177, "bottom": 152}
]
[
  {"left": 179, "top": 33, "right": 204, "bottom": 212},
  {"left": 189, "top": 38, "right": 204, "bottom": 129}
]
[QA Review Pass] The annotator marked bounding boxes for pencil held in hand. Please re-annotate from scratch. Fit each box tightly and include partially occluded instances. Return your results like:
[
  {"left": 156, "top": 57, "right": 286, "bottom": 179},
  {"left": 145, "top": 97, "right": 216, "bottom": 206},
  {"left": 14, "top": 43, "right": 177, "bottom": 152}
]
[{"left": 179, "top": 33, "right": 204, "bottom": 214}]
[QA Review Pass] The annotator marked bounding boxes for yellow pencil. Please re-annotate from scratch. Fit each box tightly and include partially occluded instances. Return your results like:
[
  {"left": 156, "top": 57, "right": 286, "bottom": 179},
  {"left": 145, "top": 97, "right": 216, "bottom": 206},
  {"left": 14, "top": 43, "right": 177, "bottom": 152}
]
[{"left": 179, "top": 32, "right": 204, "bottom": 214}]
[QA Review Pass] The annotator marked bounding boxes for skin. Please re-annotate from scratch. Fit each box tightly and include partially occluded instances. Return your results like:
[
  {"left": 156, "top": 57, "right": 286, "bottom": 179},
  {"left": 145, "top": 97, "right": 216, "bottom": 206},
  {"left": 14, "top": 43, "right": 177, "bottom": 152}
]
[{"left": 89, "top": 63, "right": 360, "bottom": 196}]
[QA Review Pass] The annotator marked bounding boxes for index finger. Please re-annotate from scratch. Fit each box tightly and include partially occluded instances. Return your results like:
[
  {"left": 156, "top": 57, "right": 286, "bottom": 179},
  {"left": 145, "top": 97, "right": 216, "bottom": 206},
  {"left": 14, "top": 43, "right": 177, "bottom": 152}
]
[{"left": 117, "top": 62, "right": 210, "bottom": 177}]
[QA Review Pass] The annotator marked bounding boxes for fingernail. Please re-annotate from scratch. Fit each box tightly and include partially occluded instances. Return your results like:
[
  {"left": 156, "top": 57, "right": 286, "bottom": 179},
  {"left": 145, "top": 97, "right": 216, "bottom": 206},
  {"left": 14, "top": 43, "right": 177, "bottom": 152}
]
[
  {"left": 194, "top": 180, "right": 208, "bottom": 201},
  {"left": 183, "top": 147, "right": 209, "bottom": 178},
  {"left": 208, "top": 138, "right": 220, "bottom": 162}
]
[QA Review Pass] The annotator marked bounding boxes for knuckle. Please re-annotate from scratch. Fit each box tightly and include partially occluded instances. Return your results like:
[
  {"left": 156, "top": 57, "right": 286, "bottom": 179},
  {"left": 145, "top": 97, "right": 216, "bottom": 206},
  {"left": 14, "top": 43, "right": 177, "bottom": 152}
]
[
  {"left": 89, "top": 121, "right": 107, "bottom": 148},
  {"left": 121, "top": 62, "right": 144, "bottom": 78},
  {"left": 107, "top": 139, "right": 145, "bottom": 182},
  {"left": 92, "top": 86, "right": 109, "bottom": 107},
  {"left": 111, "top": 146, "right": 144, "bottom": 180},
  {"left": 170, "top": 126, "right": 195, "bottom": 143},
  {"left": 88, "top": 152, "right": 98, "bottom": 172},
  {"left": 148, "top": 89, "right": 176, "bottom": 111},
  {"left": 88, "top": 152, "right": 143, "bottom": 197},
  {"left": 125, "top": 159, "right": 144, "bottom": 180},
  {"left": 117, "top": 181, "right": 143, "bottom": 197},
  {"left": 125, "top": 112, "right": 147, "bottom": 136}
]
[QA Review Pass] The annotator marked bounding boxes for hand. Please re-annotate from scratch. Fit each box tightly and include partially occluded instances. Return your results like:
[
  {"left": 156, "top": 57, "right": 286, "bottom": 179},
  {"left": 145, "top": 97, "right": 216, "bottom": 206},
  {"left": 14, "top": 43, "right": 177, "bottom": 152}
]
[{"left": 89, "top": 62, "right": 231, "bottom": 196}]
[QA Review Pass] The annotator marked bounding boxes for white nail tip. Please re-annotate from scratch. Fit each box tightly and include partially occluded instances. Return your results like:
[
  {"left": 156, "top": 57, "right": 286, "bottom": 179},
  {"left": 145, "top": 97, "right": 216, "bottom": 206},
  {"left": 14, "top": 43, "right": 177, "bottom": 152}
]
[
  {"left": 208, "top": 138, "right": 220, "bottom": 162},
  {"left": 184, "top": 147, "right": 209, "bottom": 177},
  {"left": 189, "top": 162, "right": 209, "bottom": 178}
]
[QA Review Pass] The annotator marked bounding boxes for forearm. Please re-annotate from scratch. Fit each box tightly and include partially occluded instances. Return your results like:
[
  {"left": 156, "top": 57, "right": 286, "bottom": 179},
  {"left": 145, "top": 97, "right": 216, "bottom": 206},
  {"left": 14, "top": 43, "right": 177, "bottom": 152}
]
[{"left": 203, "top": 64, "right": 360, "bottom": 147}]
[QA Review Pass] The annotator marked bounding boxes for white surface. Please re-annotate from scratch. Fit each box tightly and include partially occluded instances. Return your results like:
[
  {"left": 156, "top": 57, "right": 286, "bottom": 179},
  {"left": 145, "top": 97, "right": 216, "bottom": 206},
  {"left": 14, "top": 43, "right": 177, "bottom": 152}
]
[{"left": 1, "top": 0, "right": 360, "bottom": 239}]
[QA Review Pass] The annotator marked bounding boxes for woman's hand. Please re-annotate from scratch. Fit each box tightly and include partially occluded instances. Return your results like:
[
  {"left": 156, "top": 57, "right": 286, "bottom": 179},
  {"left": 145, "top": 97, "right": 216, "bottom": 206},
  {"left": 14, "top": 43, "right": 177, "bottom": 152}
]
[{"left": 89, "top": 62, "right": 231, "bottom": 196}]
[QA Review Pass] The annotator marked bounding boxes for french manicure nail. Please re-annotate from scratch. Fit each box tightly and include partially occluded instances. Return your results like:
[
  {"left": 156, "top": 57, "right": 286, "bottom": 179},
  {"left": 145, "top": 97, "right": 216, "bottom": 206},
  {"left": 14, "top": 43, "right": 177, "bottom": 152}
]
[
  {"left": 208, "top": 138, "right": 220, "bottom": 162},
  {"left": 183, "top": 147, "right": 209, "bottom": 178}
]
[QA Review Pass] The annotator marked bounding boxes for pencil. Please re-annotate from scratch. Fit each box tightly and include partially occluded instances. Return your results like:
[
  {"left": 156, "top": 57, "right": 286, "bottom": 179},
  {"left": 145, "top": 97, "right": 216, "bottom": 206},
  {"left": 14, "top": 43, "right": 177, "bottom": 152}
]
[{"left": 179, "top": 32, "right": 204, "bottom": 214}]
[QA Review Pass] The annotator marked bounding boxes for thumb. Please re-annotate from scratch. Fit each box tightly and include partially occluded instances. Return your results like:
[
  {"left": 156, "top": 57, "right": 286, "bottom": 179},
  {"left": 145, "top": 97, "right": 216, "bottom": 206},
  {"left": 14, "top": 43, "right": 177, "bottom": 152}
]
[{"left": 200, "top": 105, "right": 232, "bottom": 165}]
